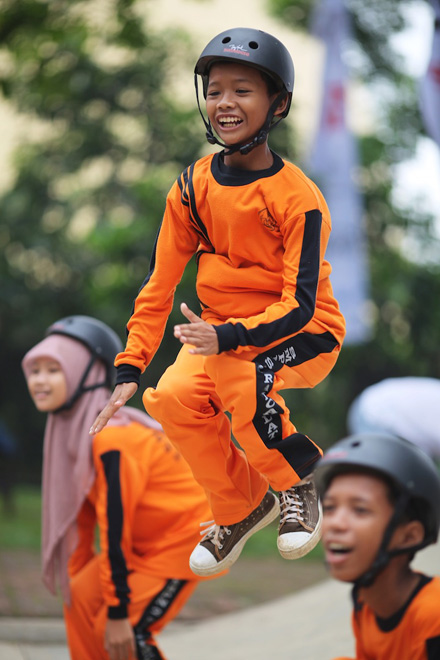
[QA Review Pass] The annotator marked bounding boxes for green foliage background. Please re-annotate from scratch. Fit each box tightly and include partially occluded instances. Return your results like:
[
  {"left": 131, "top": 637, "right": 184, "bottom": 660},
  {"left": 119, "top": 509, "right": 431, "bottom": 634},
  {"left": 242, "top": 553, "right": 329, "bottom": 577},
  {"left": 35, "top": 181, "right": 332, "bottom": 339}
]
[{"left": 1, "top": 0, "right": 439, "bottom": 483}]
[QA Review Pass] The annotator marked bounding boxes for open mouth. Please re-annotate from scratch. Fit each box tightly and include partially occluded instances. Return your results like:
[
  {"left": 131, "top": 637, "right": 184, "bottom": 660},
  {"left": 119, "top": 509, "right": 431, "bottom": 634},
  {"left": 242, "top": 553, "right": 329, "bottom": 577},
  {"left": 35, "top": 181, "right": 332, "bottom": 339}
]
[{"left": 325, "top": 542, "right": 352, "bottom": 561}]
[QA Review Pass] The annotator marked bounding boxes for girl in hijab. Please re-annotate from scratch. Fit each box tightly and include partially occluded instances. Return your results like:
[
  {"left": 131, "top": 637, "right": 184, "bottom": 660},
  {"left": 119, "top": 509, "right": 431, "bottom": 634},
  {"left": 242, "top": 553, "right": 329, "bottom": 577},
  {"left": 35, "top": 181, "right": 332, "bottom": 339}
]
[{"left": 22, "top": 315, "right": 218, "bottom": 660}]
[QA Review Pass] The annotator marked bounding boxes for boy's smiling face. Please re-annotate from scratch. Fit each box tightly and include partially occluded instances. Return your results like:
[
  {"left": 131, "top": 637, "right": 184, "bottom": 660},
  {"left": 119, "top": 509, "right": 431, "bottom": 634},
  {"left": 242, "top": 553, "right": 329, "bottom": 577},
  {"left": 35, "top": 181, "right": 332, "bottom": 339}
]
[
  {"left": 206, "top": 61, "right": 279, "bottom": 147},
  {"left": 321, "top": 472, "right": 395, "bottom": 583}
]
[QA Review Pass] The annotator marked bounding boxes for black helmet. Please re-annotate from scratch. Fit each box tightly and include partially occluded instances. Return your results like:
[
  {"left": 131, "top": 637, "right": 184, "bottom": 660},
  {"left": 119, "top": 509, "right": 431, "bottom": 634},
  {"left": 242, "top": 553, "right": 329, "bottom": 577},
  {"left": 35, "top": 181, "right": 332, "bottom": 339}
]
[
  {"left": 194, "top": 27, "right": 294, "bottom": 155},
  {"left": 46, "top": 315, "right": 123, "bottom": 410},
  {"left": 314, "top": 432, "right": 440, "bottom": 586},
  {"left": 195, "top": 27, "right": 294, "bottom": 109}
]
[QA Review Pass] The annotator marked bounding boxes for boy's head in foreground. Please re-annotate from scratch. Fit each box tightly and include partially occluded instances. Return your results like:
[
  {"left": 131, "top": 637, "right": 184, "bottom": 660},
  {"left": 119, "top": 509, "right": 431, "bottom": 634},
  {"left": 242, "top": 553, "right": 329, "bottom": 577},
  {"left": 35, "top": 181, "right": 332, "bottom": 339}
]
[
  {"left": 194, "top": 27, "right": 294, "bottom": 157},
  {"left": 314, "top": 433, "right": 440, "bottom": 589}
]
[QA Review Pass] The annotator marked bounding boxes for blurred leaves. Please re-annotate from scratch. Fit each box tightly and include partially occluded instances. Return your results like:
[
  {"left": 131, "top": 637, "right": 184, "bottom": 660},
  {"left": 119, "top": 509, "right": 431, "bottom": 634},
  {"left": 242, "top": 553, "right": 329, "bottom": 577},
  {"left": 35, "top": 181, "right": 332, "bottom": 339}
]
[
  {"left": 266, "top": 0, "right": 440, "bottom": 444},
  {"left": 1, "top": 0, "right": 440, "bottom": 480},
  {"left": 0, "top": 0, "right": 203, "bottom": 475}
]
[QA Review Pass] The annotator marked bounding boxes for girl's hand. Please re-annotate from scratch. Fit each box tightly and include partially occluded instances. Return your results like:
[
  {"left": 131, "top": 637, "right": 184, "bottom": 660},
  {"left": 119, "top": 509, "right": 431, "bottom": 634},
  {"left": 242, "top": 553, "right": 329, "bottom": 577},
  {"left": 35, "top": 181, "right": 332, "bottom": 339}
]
[
  {"left": 104, "top": 618, "right": 136, "bottom": 660},
  {"left": 174, "top": 303, "right": 219, "bottom": 356}
]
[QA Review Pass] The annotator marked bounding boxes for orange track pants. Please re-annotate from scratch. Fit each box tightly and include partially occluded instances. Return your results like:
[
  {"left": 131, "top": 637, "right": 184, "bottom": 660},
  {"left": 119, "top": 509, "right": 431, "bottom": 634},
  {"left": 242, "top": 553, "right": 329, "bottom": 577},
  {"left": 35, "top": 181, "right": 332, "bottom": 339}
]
[
  {"left": 144, "top": 337, "right": 340, "bottom": 525},
  {"left": 64, "top": 555, "right": 198, "bottom": 660}
]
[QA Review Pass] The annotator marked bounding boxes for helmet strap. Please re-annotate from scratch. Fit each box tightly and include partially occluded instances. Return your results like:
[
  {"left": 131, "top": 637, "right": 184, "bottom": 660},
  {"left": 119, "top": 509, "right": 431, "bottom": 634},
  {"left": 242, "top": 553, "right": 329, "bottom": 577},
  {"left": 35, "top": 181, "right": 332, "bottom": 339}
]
[
  {"left": 52, "top": 355, "right": 108, "bottom": 414},
  {"left": 195, "top": 73, "right": 287, "bottom": 156},
  {"left": 353, "top": 491, "right": 423, "bottom": 589}
]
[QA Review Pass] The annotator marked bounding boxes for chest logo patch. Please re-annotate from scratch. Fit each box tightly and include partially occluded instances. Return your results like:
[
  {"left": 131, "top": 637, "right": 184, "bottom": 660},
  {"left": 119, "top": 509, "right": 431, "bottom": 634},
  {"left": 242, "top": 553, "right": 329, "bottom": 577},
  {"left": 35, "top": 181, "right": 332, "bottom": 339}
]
[{"left": 259, "top": 208, "right": 277, "bottom": 231}]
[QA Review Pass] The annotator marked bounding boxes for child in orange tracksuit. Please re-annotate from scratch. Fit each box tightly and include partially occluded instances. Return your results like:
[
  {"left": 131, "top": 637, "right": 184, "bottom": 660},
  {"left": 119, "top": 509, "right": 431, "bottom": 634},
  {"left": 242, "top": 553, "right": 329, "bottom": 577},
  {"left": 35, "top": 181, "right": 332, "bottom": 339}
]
[
  {"left": 22, "top": 315, "right": 219, "bottom": 660},
  {"left": 315, "top": 432, "right": 440, "bottom": 660},
  {"left": 91, "top": 28, "right": 346, "bottom": 578}
]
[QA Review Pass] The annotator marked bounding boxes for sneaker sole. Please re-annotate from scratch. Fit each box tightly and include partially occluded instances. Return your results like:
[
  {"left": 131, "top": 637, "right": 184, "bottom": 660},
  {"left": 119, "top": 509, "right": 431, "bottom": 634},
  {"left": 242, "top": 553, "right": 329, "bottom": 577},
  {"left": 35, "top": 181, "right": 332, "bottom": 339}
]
[
  {"left": 190, "top": 492, "right": 280, "bottom": 577},
  {"left": 277, "top": 501, "right": 323, "bottom": 560}
]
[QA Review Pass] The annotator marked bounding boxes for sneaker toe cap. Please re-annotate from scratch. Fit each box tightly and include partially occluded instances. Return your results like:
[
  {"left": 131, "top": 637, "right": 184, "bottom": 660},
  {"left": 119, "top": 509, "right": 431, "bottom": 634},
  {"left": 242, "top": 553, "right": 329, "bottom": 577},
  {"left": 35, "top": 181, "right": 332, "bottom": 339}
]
[
  {"left": 190, "top": 545, "right": 216, "bottom": 571},
  {"left": 277, "top": 530, "right": 311, "bottom": 552}
]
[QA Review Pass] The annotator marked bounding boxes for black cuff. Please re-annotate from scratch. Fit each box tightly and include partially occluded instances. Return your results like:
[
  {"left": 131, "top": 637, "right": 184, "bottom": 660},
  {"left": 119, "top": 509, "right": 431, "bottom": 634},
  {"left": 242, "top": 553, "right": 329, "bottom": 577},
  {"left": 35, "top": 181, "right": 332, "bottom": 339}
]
[
  {"left": 215, "top": 323, "right": 239, "bottom": 352},
  {"left": 115, "top": 364, "right": 141, "bottom": 386},
  {"left": 108, "top": 603, "right": 128, "bottom": 619}
]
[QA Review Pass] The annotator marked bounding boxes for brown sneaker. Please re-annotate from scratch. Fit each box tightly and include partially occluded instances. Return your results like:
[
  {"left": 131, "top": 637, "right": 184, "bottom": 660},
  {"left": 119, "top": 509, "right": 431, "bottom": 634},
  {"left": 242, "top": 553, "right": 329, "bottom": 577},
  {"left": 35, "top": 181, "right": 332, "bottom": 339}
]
[
  {"left": 277, "top": 474, "right": 322, "bottom": 560},
  {"left": 189, "top": 491, "right": 280, "bottom": 576}
]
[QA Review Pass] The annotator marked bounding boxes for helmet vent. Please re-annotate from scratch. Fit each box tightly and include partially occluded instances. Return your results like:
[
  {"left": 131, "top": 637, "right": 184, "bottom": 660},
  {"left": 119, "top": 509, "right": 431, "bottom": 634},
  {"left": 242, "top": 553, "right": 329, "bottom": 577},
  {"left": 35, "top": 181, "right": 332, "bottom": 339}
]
[
  {"left": 249, "top": 41, "right": 259, "bottom": 49},
  {"left": 350, "top": 440, "right": 361, "bottom": 448},
  {"left": 222, "top": 37, "right": 231, "bottom": 44}
]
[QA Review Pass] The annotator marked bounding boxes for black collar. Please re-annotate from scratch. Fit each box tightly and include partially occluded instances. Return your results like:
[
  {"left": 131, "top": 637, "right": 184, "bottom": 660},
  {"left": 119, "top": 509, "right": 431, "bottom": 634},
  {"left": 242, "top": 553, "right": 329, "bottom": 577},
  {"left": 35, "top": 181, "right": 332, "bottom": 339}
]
[
  {"left": 353, "top": 574, "right": 432, "bottom": 632},
  {"left": 210, "top": 150, "right": 284, "bottom": 187}
]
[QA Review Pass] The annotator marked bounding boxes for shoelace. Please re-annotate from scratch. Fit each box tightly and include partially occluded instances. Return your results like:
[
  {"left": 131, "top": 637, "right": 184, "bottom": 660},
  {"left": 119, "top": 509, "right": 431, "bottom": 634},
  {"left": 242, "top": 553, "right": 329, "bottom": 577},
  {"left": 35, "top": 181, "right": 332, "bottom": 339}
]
[
  {"left": 279, "top": 489, "right": 305, "bottom": 524},
  {"left": 199, "top": 520, "right": 232, "bottom": 550}
]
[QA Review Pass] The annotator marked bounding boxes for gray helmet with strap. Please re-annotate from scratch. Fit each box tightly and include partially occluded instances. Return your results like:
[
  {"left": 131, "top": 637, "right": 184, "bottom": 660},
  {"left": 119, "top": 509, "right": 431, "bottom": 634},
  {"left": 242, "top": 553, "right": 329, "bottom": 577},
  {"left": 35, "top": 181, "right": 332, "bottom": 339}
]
[
  {"left": 194, "top": 27, "right": 295, "bottom": 155},
  {"left": 46, "top": 315, "right": 122, "bottom": 410},
  {"left": 314, "top": 432, "right": 440, "bottom": 587}
]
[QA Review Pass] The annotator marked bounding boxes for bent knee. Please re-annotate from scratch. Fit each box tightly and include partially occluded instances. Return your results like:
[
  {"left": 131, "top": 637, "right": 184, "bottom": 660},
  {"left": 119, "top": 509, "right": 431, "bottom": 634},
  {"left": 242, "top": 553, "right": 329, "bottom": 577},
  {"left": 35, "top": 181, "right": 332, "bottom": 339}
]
[{"left": 143, "top": 370, "right": 200, "bottom": 417}]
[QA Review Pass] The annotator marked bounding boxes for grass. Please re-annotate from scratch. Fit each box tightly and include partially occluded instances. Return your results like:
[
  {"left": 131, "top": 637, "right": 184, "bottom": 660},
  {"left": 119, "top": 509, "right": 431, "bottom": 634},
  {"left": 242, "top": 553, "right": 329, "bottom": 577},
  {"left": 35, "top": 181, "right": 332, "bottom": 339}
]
[
  {"left": 242, "top": 519, "right": 324, "bottom": 561},
  {"left": 0, "top": 485, "right": 42, "bottom": 551},
  {"left": 0, "top": 486, "right": 325, "bottom": 562}
]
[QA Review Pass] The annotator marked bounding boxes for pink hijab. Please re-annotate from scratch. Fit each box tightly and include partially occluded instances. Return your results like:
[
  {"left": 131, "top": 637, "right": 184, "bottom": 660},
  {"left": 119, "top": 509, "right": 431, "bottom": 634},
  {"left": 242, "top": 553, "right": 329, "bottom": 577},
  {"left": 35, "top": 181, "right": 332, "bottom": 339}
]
[{"left": 21, "top": 334, "right": 161, "bottom": 604}]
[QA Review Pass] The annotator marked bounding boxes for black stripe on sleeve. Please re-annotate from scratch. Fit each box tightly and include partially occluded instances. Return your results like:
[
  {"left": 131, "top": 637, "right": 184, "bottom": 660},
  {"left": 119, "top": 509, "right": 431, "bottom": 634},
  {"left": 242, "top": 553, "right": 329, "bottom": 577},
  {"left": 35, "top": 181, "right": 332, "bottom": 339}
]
[
  {"left": 216, "top": 209, "right": 322, "bottom": 351},
  {"left": 178, "top": 170, "right": 189, "bottom": 207},
  {"left": 100, "top": 450, "right": 131, "bottom": 619},
  {"left": 186, "top": 162, "right": 210, "bottom": 244},
  {"left": 427, "top": 635, "right": 440, "bottom": 659}
]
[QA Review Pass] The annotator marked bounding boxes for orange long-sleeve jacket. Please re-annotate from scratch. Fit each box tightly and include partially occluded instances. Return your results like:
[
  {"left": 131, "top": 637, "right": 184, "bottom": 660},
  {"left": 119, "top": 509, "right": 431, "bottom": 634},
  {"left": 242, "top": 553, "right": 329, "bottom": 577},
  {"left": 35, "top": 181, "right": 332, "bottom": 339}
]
[
  {"left": 68, "top": 422, "right": 212, "bottom": 619},
  {"left": 115, "top": 151, "right": 345, "bottom": 379},
  {"left": 333, "top": 575, "right": 440, "bottom": 660}
]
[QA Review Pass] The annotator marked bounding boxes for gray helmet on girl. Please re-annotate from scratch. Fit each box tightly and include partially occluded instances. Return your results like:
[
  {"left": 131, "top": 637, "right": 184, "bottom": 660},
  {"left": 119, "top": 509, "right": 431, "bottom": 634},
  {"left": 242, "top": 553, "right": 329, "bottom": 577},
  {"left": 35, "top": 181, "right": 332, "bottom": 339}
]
[
  {"left": 46, "top": 315, "right": 122, "bottom": 410},
  {"left": 194, "top": 27, "right": 295, "bottom": 155},
  {"left": 314, "top": 432, "right": 440, "bottom": 587}
]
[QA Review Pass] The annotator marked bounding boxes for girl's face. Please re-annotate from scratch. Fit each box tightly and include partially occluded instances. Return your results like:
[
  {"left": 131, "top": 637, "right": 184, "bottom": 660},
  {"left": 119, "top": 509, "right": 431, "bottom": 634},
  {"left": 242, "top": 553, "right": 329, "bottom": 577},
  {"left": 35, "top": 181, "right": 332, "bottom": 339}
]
[
  {"left": 321, "top": 473, "right": 394, "bottom": 583},
  {"left": 26, "top": 357, "right": 68, "bottom": 413}
]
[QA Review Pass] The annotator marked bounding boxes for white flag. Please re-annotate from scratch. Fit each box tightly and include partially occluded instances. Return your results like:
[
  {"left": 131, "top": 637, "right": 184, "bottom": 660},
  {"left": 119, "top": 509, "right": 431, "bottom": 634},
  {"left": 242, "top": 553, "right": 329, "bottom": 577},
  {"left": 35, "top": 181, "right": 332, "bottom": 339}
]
[
  {"left": 420, "top": 0, "right": 440, "bottom": 148},
  {"left": 309, "top": 0, "right": 370, "bottom": 344}
]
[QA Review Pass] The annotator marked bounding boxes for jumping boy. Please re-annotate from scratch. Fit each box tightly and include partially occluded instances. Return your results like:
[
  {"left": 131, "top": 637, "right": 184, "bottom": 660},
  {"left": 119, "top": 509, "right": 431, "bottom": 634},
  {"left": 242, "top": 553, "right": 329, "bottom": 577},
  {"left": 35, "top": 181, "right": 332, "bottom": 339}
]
[
  {"left": 315, "top": 432, "right": 440, "bottom": 660},
  {"left": 91, "top": 27, "right": 346, "bottom": 577}
]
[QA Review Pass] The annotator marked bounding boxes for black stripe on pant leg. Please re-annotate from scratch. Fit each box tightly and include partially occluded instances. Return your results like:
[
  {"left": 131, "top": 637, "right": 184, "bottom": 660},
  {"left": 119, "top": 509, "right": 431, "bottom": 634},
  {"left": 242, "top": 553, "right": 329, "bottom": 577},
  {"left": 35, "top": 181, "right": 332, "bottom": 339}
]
[
  {"left": 252, "top": 363, "right": 320, "bottom": 475},
  {"left": 265, "top": 431, "right": 322, "bottom": 480},
  {"left": 255, "top": 331, "right": 339, "bottom": 375},
  {"left": 252, "top": 333, "right": 335, "bottom": 476},
  {"left": 134, "top": 635, "right": 165, "bottom": 660},
  {"left": 253, "top": 363, "right": 284, "bottom": 449},
  {"left": 134, "top": 579, "right": 188, "bottom": 644}
]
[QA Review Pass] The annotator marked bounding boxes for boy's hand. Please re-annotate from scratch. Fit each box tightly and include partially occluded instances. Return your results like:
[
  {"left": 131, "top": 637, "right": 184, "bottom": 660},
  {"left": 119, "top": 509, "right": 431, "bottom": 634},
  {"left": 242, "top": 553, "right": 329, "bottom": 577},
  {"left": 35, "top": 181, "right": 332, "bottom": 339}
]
[
  {"left": 104, "top": 618, "right": 136, "bottom": 660},
  {"left": 89, "top": 382, "right": 138, "bottom": 435},
  {"left": 174, "top": 303, "right": 219, "bottom": 355}
]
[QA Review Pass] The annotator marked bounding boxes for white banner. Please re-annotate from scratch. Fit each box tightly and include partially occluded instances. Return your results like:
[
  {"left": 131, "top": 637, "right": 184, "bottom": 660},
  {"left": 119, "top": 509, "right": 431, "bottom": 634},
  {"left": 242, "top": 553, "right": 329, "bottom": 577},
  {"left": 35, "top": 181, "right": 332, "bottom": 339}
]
[
  {"left": 309, "top": 0, "right": 371, "bottom": 344},
  {"left": 420, "top": 0, "right": 440, "bottom": 148}
]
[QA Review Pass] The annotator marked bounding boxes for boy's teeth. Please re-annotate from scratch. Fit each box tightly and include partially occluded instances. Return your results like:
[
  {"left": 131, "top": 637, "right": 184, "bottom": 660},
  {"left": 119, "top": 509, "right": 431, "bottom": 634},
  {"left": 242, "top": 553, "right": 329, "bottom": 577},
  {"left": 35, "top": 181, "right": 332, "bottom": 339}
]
[
  {"left": 329, "top": 543, "right": 349, "bottom": 552},
  {"left": 219, "top": 117, "right": 242, "bottom": 125}
]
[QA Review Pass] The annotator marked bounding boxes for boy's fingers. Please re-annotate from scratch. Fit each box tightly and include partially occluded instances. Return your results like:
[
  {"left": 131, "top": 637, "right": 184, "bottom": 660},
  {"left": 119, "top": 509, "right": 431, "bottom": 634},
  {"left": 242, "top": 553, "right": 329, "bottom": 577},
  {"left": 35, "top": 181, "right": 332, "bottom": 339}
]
[
  {"left": 180, "top": 302, "right": 200, "bottom": 322},
  {"left": 89, "top": 383, "right": 138, "bottom": 434}
]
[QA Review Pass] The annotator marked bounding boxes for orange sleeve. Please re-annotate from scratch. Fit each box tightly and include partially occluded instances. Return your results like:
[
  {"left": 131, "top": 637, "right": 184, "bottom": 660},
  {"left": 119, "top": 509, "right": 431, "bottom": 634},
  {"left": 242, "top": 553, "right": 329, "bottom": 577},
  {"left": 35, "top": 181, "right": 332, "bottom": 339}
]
[{"left": 115, "top": 176, "right": 199, "bottom": 373}]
